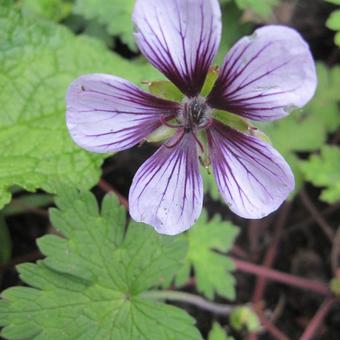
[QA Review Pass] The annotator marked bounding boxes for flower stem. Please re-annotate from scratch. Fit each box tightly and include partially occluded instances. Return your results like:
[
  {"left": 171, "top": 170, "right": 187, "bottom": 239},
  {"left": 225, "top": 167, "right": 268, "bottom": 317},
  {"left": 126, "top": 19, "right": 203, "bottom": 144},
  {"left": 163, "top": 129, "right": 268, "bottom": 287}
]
[
  {"left": 300, "top": 297, "right": 335, "bottom": 340},
  {"left": 232, "top": 257, "right": 330, "bottom": 295},
  {"left": 252, "top": 203, "right": 291, "bottom": 304},
  {"left": 141, "top": 290, "right": 234, "bottom": 315},
  {"left": 299, "top": 189, "right": 334, "bottom": 242},
  {"left": 98, "top": 179, "right": 129, "bottom": 209}
]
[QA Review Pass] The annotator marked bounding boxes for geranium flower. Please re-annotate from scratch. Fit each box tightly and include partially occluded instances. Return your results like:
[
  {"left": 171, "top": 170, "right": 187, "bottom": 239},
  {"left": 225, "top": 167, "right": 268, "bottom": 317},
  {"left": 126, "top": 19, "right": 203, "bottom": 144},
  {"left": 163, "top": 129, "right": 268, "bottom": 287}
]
[{"left": 66, "top": 0, "right": 316, "bottom": 235}]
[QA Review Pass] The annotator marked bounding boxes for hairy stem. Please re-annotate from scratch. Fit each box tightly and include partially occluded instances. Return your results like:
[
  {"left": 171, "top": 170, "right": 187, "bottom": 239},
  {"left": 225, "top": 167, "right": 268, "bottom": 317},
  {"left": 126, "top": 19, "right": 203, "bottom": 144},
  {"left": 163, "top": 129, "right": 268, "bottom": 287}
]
[{"left": 141, "top": 290, "right": 234, "bottom": 315}]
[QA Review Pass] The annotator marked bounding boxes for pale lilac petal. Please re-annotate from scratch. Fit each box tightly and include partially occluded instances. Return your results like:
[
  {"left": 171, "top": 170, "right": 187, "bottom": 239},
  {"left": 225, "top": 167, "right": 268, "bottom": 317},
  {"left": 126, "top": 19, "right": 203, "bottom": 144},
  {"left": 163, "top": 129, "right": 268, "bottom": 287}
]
[
  {"left": 129, "top": 132, "right": 203, "bottom": 235},
  {"left": 207, "top": 121, "right": 294, "bottom": 219},
  {"left": 66, "top": 74, "right": 180, "bottom": 153},
  {"left": 133, "top": 0, "right": 221, "bottom": 97},
  {"left": 207, "top": 26, "right": 317, "bottom": 121}
]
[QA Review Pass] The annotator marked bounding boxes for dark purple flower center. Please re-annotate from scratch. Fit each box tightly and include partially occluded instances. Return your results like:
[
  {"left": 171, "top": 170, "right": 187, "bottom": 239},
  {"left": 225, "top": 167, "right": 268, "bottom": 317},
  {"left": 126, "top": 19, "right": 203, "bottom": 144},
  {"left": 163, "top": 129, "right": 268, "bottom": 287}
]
[{"left": 180, "top": 96, "right": 212, "bottom": 132}]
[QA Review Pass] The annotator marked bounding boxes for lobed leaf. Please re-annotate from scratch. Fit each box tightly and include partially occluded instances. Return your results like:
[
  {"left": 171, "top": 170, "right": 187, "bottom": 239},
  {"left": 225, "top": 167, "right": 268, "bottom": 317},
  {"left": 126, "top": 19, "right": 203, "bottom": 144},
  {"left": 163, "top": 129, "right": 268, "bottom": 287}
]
[
  {"left": 300, "top": 146, "right": 340, "bottom": 203},
  {"left": 0, "top": 189, "right": 202, "bottom": 339},
  {"left": 175, "top": 212, "right": 239, "bottom": 300}
]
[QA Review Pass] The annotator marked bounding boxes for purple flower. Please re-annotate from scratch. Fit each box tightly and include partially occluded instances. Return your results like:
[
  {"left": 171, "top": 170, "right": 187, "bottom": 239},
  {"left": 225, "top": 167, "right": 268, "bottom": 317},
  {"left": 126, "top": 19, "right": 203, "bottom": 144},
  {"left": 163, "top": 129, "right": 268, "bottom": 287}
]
[{"left": 66, "top": 0, "right": 317, "bottom": 235}]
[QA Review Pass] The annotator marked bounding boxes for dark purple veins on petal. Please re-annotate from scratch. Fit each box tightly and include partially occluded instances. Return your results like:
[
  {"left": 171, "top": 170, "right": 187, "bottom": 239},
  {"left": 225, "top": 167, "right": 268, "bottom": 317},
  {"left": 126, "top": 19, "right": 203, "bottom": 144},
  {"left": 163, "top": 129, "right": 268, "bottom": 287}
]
[
  {"left": 129, "top": 132, "right": 203, "bottom": 235},
  {"left": 66, "top": 74, "right": 180, "bottom": 153},
  {"left": 133, "top": 0, "right": 222, "bottom": 97},
  {"left": 207, "top": 26, "right": 317, "bottom": 121},
  {"left": 206, "top": 120, "right": 294, "bottom": 219}
]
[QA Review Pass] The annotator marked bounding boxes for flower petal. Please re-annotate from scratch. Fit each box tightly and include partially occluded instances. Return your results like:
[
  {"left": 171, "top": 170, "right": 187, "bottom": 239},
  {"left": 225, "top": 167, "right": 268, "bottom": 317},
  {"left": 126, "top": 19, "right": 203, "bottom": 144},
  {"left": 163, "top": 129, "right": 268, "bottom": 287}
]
[
  {"left": 207, "top": 25, "right": 317, "bottom": 121},
  {"left": 129, "top": 132, "right": 203, "bottom": 235},
  {"left": 133, "top": 0, "right": 221, "bottom": 97},
  {"left": 207, "top": 121, "right": 294, "bottom": 218},
  {"left": 66, "top": 74, "right": 180, "bottom": 153}
]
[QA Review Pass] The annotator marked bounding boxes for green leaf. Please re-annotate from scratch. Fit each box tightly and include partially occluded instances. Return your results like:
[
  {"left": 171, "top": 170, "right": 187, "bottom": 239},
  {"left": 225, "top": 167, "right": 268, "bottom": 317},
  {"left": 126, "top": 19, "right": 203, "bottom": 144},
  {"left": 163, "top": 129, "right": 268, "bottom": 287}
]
[
  {"left": 74, "top": 0, "right": 136, "bottom": 50},
  {"left": 20, "top": 0, "right": 72, "bottom": 22},
  {"left": 300, "top": 146, "right": 340, "bottom": 203},
  {"left": 234, "top": 0, "right": 279, "bottom": 17},
  {"left": 0, "top": 7, "right": 154, "bottom": 209},
  {"left": 0, "top": 215, "right": 11, "bottom": 265},
  {"left": 208, "top": 323, "right": 235, "bottom": 340},
  {"left": 175, "top": 212, "right": 239, "bottom": 300},
  {"left": 0, "top": 189, "right": 202, "bottom": 339},
  {"left": 326, "top": 9, "right": 340, "bottom": 46}
]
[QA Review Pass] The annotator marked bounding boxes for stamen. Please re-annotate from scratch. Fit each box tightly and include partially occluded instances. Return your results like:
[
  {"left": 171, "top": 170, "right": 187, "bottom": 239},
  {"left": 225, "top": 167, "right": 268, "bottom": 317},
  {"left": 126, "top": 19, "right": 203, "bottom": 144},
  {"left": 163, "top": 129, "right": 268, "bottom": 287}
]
[
  {"left": 200, "top": 118, "right": 213, "bottom": 130},
  {"left": 164, "top": 129, "right": 185, "bottom": 149},
  {"left": 191, "top": 132, "right": 205, "bottom": 154},
  {"left": 160, "top": 115, "right": 183, "bottom": 128}
]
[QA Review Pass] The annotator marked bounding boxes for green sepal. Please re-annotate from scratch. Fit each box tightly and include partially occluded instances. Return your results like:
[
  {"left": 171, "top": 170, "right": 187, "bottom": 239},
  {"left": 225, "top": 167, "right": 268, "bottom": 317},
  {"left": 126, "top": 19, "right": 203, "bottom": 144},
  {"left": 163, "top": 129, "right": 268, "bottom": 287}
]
[
  {"left": 250, "top": 128, "right": 272, "bottom": 144},
  {"left": 214, "top": 110, "right": 250, "bottom": 132},
  {"left": 147, "top": 80, "right": 183, "bottom": 102},
  {"left": 201, "top": 66, "right": 219, "bottom": 97},
  {"left": 213, "top": 110, "right": 271, "bottom": 144},
  {"left": 146, "top": 125, "right": 176, "bottom": 143}
]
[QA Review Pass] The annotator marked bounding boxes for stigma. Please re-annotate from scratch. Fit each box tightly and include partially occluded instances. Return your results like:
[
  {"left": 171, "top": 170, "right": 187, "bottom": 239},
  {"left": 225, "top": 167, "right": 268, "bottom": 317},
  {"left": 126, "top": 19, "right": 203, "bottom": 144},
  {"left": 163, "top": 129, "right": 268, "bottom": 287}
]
[{"left": 180, "top": 96, "right": 212, "bottom": 131}]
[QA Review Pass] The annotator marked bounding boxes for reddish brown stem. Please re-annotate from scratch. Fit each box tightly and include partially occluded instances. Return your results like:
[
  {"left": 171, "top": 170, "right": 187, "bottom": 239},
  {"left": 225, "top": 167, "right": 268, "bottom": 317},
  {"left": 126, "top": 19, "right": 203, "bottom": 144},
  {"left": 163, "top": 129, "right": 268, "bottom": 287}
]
[
  {"left": 260, "top": 312, "right": 289, "bottom": 340},
  {"left": 299, "top": 189, "right": 334, "bottom": 242},
  {"left": 232, "top": 257, "right": 330, "bottom": 295},
  {"left": 10, "top": 200, "right": 49, "bottom": 218},
  {"left": 300, "top": 297, "right": 335, "bottom": 340},
  {"left": 231, "top": 245, "right": 249, "bottom": 259},
  {"left": 252, "top": 203, "right": 291, "bottom": 304},
  {"left": 98, "top": 179, "right": 129, "bottom": 209}
]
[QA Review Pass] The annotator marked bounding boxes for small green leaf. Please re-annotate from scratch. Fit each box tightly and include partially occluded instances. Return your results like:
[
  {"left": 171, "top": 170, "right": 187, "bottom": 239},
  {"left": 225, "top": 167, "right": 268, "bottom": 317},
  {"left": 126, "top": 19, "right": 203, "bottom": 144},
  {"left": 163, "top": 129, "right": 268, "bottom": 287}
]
[
  {"left": 326, "top": 9, "right": 340, "bottom": 46},
  {"left": 0, "top": 189, "right": 202, "bottom": 339},
  {"left": 148, "top": 80, "right": 183, "bottom": 102},
  {"left": 175, "top": 212, "right": 239, "bottom": 300},
  {"left": 230, "top": 306, "right": 261, "bottom": 333},
  {"left": 300, "top": 146, "right": 340, "bottom": 203},
  {"left": 208, "top": 322, "right": 235, "bottom": 340},
  {"left": 327, "top": 9, "right": 340, "bottom": 30}
]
